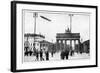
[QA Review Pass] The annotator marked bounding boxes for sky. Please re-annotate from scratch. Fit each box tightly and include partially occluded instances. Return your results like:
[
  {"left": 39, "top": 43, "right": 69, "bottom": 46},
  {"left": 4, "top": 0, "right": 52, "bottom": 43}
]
[{"left": 23, "top": 10, "right": 90, "bottom": 43}]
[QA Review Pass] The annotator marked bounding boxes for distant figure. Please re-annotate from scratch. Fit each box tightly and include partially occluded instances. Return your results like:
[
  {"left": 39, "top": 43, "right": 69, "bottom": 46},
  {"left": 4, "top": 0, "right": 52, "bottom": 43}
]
[
  {"left": 65, "top": 50, "right": 69, "bottom": 59},
  {"left": 70, "top": 50, "right": 74, "bottom": 56},
  {"left": 45, "top": 51, "right": 49, "bottom": 60},
  {"left": 51, "top": 52, "right": 54, "bottom": 57},
  {"left": 60, "top": 49, "right": 69, "bottom": 60},
  {"left": 29, "top": 50, "right": 33, "bottom": 56},
  {"left": 35, "top": 50, "right": 39, "bottom": 61},
  {"left": 60, "top": 51, "right": 65, "bottom": 60},
  {"left": 40, "top": 49, "right": 44, "bottom": 61},
  {"left": 24, "top": 47, "right": 29, "bottom": 56}
]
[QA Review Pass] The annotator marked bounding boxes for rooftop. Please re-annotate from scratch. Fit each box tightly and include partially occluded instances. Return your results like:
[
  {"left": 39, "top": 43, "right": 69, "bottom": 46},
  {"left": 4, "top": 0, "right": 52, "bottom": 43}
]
[
  {"left": 40, "top": 40, "right": 53, "bottom": 44},
  {"left": 56, "top": 33, "right": 80, "bottom": 38},
  {"left": 24, "top": 33, "right": 45, "bottom": 38}
]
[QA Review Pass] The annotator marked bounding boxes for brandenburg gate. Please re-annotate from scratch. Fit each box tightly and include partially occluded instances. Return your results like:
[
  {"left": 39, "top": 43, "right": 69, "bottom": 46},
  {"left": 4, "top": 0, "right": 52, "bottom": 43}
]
[{"left": 56, "top": 29, "right": 80, "bottom": 52}]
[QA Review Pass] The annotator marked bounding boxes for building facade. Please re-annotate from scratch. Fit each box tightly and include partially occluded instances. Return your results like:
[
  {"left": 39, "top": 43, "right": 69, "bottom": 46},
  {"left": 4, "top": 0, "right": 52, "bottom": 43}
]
[
  {"left": 56, "top": 30, "right": 80, "bottom": 52},
  {"left": 81, "top": 40, "right": 90, "bottom": 53},
  {"left": 40, "top": 40, "right": 54, "bottom": 52},
  {"left": 24, "top": 33, "right": 45, "bottom": 56}
]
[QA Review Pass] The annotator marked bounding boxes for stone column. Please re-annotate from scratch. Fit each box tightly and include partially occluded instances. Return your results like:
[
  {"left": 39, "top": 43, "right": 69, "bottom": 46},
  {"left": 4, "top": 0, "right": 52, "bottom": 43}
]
[
  {"left": 75, "top": 40, "right": 78, "bottom": 53},
  {"left": 78, "top": 39, "right": 80, "bottom": 53},
  {"left": 74, "top": 40, "right": 76, "bottom": 51},
  {"left": 61, "top": 40, "right": 63, "bottom": 50},
  {"left": 56, "top": 39, "right": 59, "bottom": 51},
  {"left": 65, "top": 40, "right": 66, "bottom": 49},
  {"left": 66, "top": 40, "right": 67, "bottom": 45},
  {"left": 70, "top": 40, "right": 72, "bottom": 50},
  {"left": 57, "top": 39, "right": 59, "bottom": 43}
]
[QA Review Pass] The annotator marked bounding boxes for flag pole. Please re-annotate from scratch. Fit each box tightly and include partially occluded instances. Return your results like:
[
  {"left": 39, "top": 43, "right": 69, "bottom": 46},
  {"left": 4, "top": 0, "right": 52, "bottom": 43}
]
[
  {"left": 69, "top": 14, "right": 74, "bottom": 33},
  {"left": 33, "top": 12, "right": 38, "bottom": 51}
]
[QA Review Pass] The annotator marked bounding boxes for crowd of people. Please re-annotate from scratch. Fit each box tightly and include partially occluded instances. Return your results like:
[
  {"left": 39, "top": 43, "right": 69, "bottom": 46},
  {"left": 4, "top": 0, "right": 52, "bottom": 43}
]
[
  {"left": 24, "top": 48, "right": 74, "bottom": 61},
  {"left": 34, "top": 49, "right": 50, "bottom": 61},
  {"left": 34, "top": 49, "right": 74, "bottom": 61},
  {"left": 60, "top": 49, "right": 74, "bottom": 60}
]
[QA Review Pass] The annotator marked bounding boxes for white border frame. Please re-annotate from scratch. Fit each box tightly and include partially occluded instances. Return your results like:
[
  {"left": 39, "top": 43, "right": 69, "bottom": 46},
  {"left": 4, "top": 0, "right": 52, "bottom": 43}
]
[{"left": 16, "top": 3, "right": 96, "bottom": 70}]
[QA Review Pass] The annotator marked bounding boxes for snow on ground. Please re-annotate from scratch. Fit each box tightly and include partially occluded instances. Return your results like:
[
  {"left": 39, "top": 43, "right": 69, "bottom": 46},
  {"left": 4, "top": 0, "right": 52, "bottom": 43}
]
[{"left": 24, "top": 52, "right": 90, "bottom": 62}]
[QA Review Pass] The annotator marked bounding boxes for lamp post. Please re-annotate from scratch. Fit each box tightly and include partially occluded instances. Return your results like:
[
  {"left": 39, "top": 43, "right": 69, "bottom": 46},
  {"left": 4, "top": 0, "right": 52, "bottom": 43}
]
[
  {"left": 32, "top": 12, "right": 51, "bottom": 52},
  {"left": 68, "top": 14, "right": 74, "bottom": 33},
  {"left": 33, "top": 12, "right": 38, "bottom": 51},
  {"left": 68, "top": 14, "right": 74, "bottom": 51}
]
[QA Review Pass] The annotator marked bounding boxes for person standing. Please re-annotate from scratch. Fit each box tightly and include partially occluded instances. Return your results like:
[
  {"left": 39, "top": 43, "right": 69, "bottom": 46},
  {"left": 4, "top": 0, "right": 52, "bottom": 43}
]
[
  {"left": 45, "top": 51, "right": 49, "bottom": 61},
  {"left": 65, "top": 50, "right": 69, "bottom": 60},
  {"left": 35, "top": 50, "right": 39, "bottom": 61},
  {"left": 51, "top": 51, "right": 54, "bottom": 57},
  {"left": 40, "top": 49, "right": 44, "bottom": 61},
  {"left": 70, "top": 50, "right": 74, "bottom": 56},
  {"left": 60, "top": 51, "right": 65, "bottom": 60}
]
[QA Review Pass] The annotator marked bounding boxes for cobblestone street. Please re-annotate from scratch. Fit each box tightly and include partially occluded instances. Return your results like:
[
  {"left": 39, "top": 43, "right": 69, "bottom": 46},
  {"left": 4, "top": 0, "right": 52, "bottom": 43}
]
[{"left": 24, "top": 52, "right": 90, "bottom": 62}]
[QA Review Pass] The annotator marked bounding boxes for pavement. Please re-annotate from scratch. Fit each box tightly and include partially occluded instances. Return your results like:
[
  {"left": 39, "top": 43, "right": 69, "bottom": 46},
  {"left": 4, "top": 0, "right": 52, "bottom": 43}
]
[{"left": 24, "top": 52, "right": 90, "bottom": 62}]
